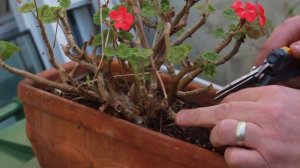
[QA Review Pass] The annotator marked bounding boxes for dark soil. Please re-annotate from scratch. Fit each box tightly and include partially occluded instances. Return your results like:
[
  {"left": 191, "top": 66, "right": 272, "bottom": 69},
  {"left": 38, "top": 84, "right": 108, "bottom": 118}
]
[{"left": 46, "top": 83, "right": 217, "bottom": 152}]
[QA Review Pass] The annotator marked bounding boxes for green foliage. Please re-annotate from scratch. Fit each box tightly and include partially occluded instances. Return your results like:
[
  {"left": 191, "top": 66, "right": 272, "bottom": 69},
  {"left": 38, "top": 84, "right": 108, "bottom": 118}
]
[
  {"left": 200, "top": 51, "right": 219, "bottom": 62},
  {"left": 92, "top": 30, "right": 134, "bottom": 47},
  {"left": 160, "top": 0, "right": 171, "bottom": 12},
  {"left": 119, "top": 31, "right": 134, "bottom": 41},
  {"left": 104, "top": 44, "right": 153, "bottom": 72},
  {"left": 141, "top": 0, "right": 157, "bottom": 17},
  {"left": 207, "top": 3, "right": 216, "bottom": 14},
  {"left": 103, "top": 47, "right": 118, "bottom": 57},
  {"left": 18, "top": 1, "right": 35, "bottom": 13},
  {"left": 196, "top": 2, "right": 215, "bottom": 14},
  {"left": 58, "top": 0, "right": 71, "bottom": 9},
  {"left": 38, "top": 5, "right": 62, "bottom": 23},
  {"left": 167, "top": 44, "right": 192, "bottom": 64},
  {"left": 93, "top": 7, "right": 110, "bottom": 26},
  {"left": 213, "top": 28, "right": 227, "bottom": 39},
  {"left": 223, "top": 9, "right": 238, "bottom": 21},
  {"left": 92, "top": 29, "right": 114, "bottom": 47},
  {"left": 0, "top": 41, "right": 20, "bottom": 61},
  {"left": 203, "top": 63, "right": 216, "bottom": 77}
]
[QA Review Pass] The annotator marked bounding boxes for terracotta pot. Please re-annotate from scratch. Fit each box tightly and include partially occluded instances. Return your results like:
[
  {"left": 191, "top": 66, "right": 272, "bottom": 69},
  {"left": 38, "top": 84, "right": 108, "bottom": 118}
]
[{"left": 18, "top": 61, "right": 228, "bottom": 168}]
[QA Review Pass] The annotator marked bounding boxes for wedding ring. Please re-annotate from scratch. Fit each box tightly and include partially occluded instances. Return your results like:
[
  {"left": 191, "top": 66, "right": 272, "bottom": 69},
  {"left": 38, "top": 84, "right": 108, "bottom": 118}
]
[{"left": 236, "top": 121, "right": 247, "bottom": 146}]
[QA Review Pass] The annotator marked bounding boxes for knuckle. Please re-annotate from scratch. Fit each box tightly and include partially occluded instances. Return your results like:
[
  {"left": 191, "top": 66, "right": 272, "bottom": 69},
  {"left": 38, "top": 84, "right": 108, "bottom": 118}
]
[
  {"left": 264, "top": 103, "right": 284, "bottom": 120},
  {"left": 263, "top": 85, "right": 287, "bottom": 100},
  {"left": 266, "top": 85, "right": 281, "bottom": 92},
  {"left": 215, "top": 103, "right": 231, "bottom": 120},
  {"left": 260, "top": 43, "right": 274, "bottom": 55},
  {"left": 216, "top": 120, "right": 231, "bottom": 138}
]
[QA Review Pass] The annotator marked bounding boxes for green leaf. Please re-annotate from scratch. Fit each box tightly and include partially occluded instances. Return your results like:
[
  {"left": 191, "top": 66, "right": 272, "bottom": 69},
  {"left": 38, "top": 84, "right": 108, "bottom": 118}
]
[
  {"left": 196, "top": 4, "right": 206, "bottom": 13},
  {"left": 138, "top": 48, "right": 153, "bottom": 59},
  {"left": 119, "top": 31, "right": 134, "bottom": 41},
  {"left": 18, "top": 1, "right": 35, "bottom": 13},
  {"left": 141, "top": 0, "right": 157, "bottom": 17},
  {"left": 160, "top": 0, "right": 171, "bottom": 12},
  {"left": 203, "top": 63, "right": 216, "bottom": 77},
  {"left": 104, "top": 47, "right": 118, "bottom": 57},
  {"left": 38, "top": 5, "right": 62, "bottom": 23},
  {"left": 92, "top": 29, "right": 114, "bottom": 47},
  {"left": 168, "top": 44, "right": 192, "bottom": 64},
  {"left": 0, "top": 41, "right": 20, "bottom": 61},
  {"left": 207, "top": 3, "right": 216, "bottom": 14},
  {"left": 223, "top": 9, "right": 238, "bottom": 21},
  {"left": 58, "top": 0, "right": 71, "bottom": 9},
  {"left": 93, "top": 7, "right": 110, "bottom": 26},
  {"left": 196, "top": 2, "right": 215, "bottom": 14},
  {"left": 200, "top": 51, "right": 219, "bottom": 62},
  {"left": 105, "top": 44, "right": 152, "bottom": 72},
  {"left": 213, "top": 28, "right": 226, "bottom": 39}
]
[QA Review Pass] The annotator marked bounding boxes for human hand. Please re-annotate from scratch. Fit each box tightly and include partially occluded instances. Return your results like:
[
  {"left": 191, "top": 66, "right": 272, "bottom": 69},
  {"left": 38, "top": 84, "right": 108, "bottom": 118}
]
[
  {"left": 256, "top": 15, "right": 300, "bottom": 65},
  {"left": 176, "top": 85, "right": 300, "bottom": 168}
]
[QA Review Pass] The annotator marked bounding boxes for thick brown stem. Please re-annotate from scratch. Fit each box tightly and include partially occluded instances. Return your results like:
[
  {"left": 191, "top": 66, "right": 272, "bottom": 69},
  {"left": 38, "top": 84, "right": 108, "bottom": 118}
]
[
  {"left": 62, "top": 45, "right": 97, "bottom": 71},
  {"left": 0, "top": 58, "right": 99, "bottom": 100},
  {"left": 215, "top": 34, "right": 246, "bottom": 65},
  {"left": 177, "top": 84, "right": 213, "bottom": 97},
  {"left": 214, "top": 20, "right": 246, "bottom": 54},
  {"left": 172, "top": 13, "right": 208, "bottom": 46},
  {"left": 178, "top": 67, "right": 202, "bottom": 90},
  {"left": 36, "top": 18, "right": 71, "bottom": 83},
  {"left": 58, "top": 13, "right": 80, "bottom": 51},
  {"left": 97, "top": 72, "right": 144, "bottom": 124},
  {"left": 167, "top": 66, "right": 198, "bottom": 104},
  {"left": 214, "top": 31, "right": 237, "bottom": 54},
  {"left": 172, "top": 0, "right": 199, "bottom": 26}
]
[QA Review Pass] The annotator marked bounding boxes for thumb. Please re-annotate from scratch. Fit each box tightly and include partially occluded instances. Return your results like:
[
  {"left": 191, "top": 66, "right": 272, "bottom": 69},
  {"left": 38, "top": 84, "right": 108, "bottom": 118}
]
[{"left": 290, "top": 41, "right": 300, "bottom": 59}]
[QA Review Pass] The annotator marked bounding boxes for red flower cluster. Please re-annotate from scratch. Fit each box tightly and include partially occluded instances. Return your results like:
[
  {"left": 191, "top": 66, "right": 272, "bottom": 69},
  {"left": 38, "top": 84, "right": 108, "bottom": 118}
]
[
  {"left": 231, "top": 0, "right": 266, "bottom": 26},
  {"left": 109, "top": 6, "right": 134, "bottom": 31}
]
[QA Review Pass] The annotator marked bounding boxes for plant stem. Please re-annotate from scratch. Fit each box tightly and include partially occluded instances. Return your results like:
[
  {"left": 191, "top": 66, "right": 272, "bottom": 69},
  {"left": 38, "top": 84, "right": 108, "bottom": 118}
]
[
  {"left": 172, "top": 0, "right": 199, "bottom": 26},
  {"left": 178, "top": 34, "right": 246, "bottom": 91},
  {"left": 172, "top": 13, "right": 208, "bottom": 46},
  {"left": 33, "top": 8, "right": 70, "bottom": 83},
  {"left": 177, "top": 84, "right": 213, "bottom": 97},
  {"left": 0, "top": 57, "right": 99, "bottom": 100}
]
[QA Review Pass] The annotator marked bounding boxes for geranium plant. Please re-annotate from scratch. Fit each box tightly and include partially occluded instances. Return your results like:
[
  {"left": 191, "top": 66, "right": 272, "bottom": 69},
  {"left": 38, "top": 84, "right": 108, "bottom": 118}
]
[{"left": 0, "top": 0, "right": 266, "bottom": 126}]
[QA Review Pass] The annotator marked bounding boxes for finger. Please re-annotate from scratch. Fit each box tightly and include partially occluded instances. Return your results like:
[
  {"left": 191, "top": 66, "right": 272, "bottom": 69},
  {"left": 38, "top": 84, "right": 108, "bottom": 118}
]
[
  {"left": 210, "top": 119, "right": 262, "bottom": 148},
  {"left": 176, "top": 101, "right": 266, "bottom": 127},
  {"left": 290, "top": 41, "right": 300, "bottom": 59},
  {"left": 256, "top": 15, "right": 300, "bottom": 65},
  {"left": 225, "top": 147, "right": 267, "bottom": 168},
  {"left": 221, "top": 87, "right": 265, "bottom": 103},
  {"left": 256, "top": 36, "right": 288, "bottom": 65}
]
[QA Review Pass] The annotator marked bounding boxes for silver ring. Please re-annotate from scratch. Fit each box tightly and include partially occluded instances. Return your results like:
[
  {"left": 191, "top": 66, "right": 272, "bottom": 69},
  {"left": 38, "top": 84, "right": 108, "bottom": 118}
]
[{"left": 236, "top": 121, "right": 247, "bottom": 146}]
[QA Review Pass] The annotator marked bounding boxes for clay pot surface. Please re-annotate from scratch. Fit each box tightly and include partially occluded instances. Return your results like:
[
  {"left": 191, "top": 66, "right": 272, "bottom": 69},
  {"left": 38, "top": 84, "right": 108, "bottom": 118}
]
[{"left": 18, "top": 61, "right": 228, "bottom": 168}]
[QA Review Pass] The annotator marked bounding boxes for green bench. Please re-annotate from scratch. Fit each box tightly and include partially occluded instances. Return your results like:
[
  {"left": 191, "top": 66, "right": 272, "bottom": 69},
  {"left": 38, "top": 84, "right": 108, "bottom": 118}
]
[{"left": 0, "top": 100, "right": 39, "bottom": 168}]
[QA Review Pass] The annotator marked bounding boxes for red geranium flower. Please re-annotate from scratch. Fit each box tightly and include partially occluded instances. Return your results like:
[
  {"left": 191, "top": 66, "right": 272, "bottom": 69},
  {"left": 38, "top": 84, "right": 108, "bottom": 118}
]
[
  {"left": 109, "top": 6, "right": 134, "bottom": 31},
  {"left": 256, "top": 3, "right": 266, "bottom": 26},
  {"left": 231, "top": 0, "right": 266, "bottom": 26}
]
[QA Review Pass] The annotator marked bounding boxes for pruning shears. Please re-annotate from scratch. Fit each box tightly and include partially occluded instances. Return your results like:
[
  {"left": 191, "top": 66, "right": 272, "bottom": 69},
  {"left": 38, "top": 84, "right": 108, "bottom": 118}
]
[{"left": 214, "top": 47, "right": 300, "bottom": 100}]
